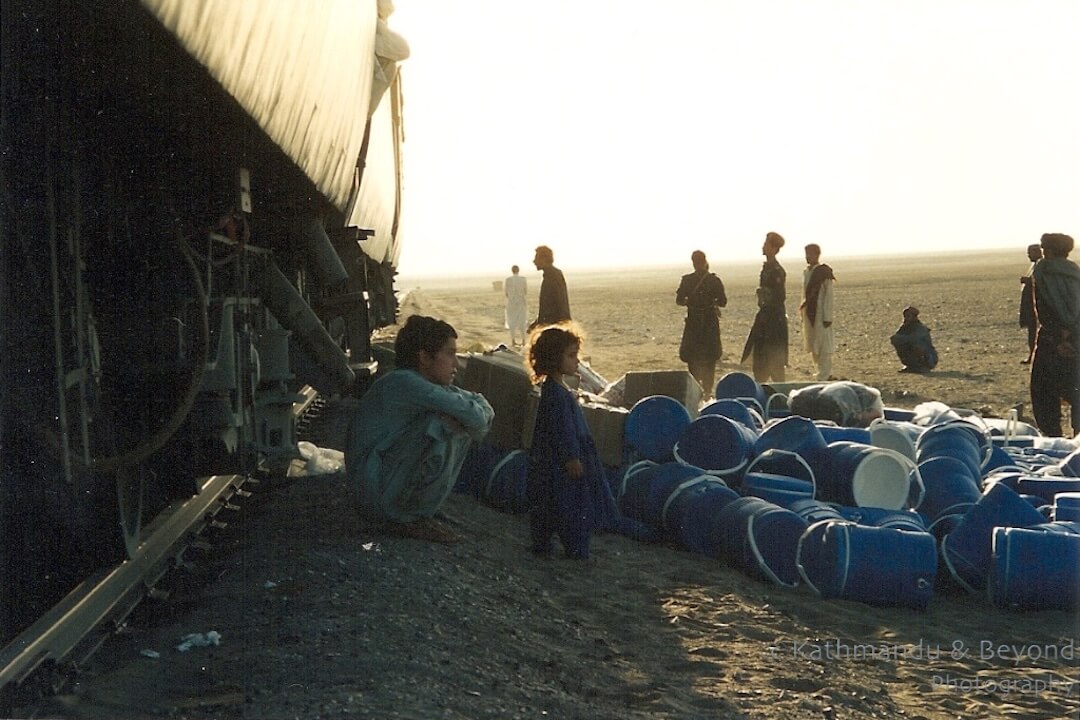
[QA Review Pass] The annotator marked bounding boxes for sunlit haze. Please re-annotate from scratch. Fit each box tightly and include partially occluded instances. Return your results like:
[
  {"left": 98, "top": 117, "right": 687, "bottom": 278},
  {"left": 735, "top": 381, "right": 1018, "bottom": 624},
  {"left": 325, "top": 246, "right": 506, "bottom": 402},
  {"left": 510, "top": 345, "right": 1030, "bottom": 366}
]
[{"left": 390, "top": 1, "right": 1079, "bottom": 279}]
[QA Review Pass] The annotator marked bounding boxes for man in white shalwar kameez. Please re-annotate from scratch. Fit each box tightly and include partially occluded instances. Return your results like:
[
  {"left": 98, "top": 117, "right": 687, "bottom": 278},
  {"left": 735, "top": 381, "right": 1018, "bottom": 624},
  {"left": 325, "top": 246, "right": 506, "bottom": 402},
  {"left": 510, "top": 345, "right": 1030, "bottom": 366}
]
[
  {"left": 504, "top": 265, "right": 528, "bottom": 346},
  {"left": 800, "top": 244, "right": 836, "bottom": 381}
]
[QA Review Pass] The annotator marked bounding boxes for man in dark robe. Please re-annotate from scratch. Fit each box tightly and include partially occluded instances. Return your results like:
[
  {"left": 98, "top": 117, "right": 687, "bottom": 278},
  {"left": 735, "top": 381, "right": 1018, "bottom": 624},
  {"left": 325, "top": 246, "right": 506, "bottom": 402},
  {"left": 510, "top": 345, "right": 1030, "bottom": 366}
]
[
  {"left": 676, "top": 250, "right": 727, "bottom": 396},
  {"left": 1030, "top": 232, "right": 1080, "bottom": 437},
  {"left": 742, "top": 231, "right": 788, "bottom": 382},
  {"left": 1019, "top": 243, "right": 1042, "bottom": 364},
  {"left": 890, "top": 306, "right": 938, "bottom": 373},
  {"left": 530, "top": 245, "right": 571, "bottom": 329}
]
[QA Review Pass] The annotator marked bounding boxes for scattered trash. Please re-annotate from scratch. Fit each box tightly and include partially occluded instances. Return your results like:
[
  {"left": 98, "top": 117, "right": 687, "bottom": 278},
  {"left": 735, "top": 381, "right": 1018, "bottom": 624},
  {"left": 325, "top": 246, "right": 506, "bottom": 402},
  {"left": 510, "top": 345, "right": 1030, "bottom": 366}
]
[
  {"left": 177, "top": 631, "right": 221, "bottom": 652},
  {"left": 361, "top": 542, "right": 378, "bottom": 552},
  {"left": 264, "top": 580, "right": 278, "bottom": 589},
  {"left": 296, "top": 441, "right": 345, "bottom": 475},
  {"left": 140, "top": 649, "right": 160, "bottom": 659}
]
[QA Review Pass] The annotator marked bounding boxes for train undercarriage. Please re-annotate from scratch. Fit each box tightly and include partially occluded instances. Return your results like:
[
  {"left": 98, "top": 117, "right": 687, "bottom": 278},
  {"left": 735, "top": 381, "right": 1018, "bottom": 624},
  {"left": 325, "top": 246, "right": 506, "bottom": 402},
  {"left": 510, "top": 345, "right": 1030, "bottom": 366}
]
[{"left": 1, "top": 0, "right": 406, "bottom": 646}]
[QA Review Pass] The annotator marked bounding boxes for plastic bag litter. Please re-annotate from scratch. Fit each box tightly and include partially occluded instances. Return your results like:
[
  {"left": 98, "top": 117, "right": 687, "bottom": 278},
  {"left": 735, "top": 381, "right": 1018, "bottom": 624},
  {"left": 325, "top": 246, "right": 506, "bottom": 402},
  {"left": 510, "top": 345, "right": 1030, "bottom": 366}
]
[
  {"left": 599, "top": 375, "right": 626, "bottom": 408},
  {"left": 912, "top": 400, "right": 964, "bottom": 426},
  {"left": 177, "top": 631, "right": 220, "bottom": 652},
  {"left": 297, "top": 441, "right": 345, "bottom": 475},
  {"left": 1033, "top": 435, "right": 1080, "bottom": 452},
  {"left": 788, "top": 381, "right": 884, "bottom": 428},
  {"left": 575, "top": 360, "right": 608, "bottom": 395}
]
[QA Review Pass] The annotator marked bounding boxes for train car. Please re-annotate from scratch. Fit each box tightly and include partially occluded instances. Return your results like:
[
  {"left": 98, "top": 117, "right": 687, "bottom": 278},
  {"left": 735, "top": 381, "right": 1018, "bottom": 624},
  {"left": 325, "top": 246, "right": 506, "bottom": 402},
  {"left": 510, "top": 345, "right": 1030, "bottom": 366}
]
[{"left": 0, "top": 0, "right": 408, "bottom": 643}]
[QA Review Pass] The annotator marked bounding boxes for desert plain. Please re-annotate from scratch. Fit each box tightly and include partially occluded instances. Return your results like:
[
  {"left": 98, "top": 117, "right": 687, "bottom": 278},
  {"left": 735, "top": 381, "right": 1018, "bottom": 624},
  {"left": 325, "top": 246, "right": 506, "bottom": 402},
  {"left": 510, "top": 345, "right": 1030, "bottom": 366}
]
[{"left": 24, "top": 248, "right": 1079, "bottom": 720}]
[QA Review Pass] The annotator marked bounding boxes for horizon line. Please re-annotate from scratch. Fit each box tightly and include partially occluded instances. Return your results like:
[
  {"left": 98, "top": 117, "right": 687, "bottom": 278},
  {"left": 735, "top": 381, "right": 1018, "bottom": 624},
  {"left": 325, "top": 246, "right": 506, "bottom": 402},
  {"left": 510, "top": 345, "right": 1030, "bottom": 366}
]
[{"left": 396, "top": 246, "right": 1019, "bottom": 283}]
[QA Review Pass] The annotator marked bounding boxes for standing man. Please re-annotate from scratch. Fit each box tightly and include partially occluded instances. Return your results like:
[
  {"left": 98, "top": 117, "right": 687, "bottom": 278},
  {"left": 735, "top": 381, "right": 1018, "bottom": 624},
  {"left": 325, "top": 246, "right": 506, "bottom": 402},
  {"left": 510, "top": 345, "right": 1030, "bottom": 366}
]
[
  {"left": 504, "top": 264, "right": 528, "bottom": 347},
  {"left": 1019, "top": 243, "right": 1043, "bottom": 364},
  {"left": 741, "top": 231, "right": 788, "bottom": 382},
  {"left": 800, "top": 243, "right": 836, "bottom": 381},
  {"left": 676, "top": 250, "right": 728, "bottom": 396},
  {"left": 530, "top": 245, "right": 571, "bottom": 329},
  {"left": 1030, "top": 233, "right": 1080, "bottom": 437}
]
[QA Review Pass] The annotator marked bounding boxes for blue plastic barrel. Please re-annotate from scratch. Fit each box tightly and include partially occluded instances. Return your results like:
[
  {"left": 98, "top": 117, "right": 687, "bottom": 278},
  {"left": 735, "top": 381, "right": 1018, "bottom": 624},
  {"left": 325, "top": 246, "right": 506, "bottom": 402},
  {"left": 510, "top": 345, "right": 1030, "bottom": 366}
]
[
  {"left": 992, "top": 435, "right": 1036, "bottom": 448},
  {"left": 617, "top": 459, "right": 656, "bottom": 500},
  {"left": 664, "top": 479, "right": 740, "bottom": 557},
  {"left": 716, "top": 497, "right": 807, "bottom": 587},
  {"left": 816, "top": 424, "right": 872, "bottom": 445},
  {"left": 868, "top": 419, "right": 922, "bottom": 461},
  {"left": 673, "top": 414, "right": 759, "bottom": 480},
  {"left": 883, "top": 407, "right": 917, "bottom": 422},
  {"left": 486, "top": 450, "right": 531, "bottom": 514},
  {"left": 1014, "top": 476, "right": 1080, "bottom": 505},
  {"left": 786, "top": 498, "right": 846, "bottom": 524},
  {"left": 941, "top": 482, "right": 1048, "bottom": 593},
  {"left": 926, "top": 512, "right": 964, "bottom": 545},
  {"left": 982, "top": 469, "right": 1024, "bottom": 492},
  {"left": 983, "top": 445, "right": 1020, "bottom": 476},
  {"left": 624, "top": 395, "right": 692, "bottom": 463},
  {"left": 797, "top": 520, "right": 937, "bottom": 609},
  {"left": 1054, "top": 492, "right": 1080, "bottom": 522},
  {"left": 741, "top": 472, "right": 814, "bottom": 507},
  {"left": 714, "top": 371, "right": 767, "bottom": 415},
  {"left": 698, "top": 398, "right": 764, "bottom": 430},
  {"left": 455, "top": 442, "right": 502, "bottom": 496},
  {"left": 754, "top": 416, "right": 829, "bottom": 469},
  {"left": 745, "top": 449, "right": 816, "bottom": 487},
  {"left": 915, "top": 424, "right": 985, "bottom": 482},
  {"left": 618, "top": 461, "right": 708, "bottom": 531},
  {"left": 818, "top": 441, "right": 914, "bottom": 510},
  {"left": 1061, "top": 448, "right": 1080, "bottom": 477},
  {"left": 1030, "top": 520, "right": 1080, "bottom": 535},
  {"left": 989, "top": 526, "right": 1080, "bottom": 611},
  {"left": 915, "top": 456, "right": 982, "bottom": 523},
  {"left": 838, "top": 506, "right": 927, "bottom": 532},
  {"left": 1019, "top": 494, "right": 1053, "bottom": 517}
]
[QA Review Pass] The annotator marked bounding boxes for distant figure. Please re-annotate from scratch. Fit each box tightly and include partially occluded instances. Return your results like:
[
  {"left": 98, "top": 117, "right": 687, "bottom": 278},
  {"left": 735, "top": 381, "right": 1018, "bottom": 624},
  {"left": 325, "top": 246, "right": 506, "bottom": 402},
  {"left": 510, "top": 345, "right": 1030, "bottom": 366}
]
[
  {"left": 890, "top": 306, "right": 938, "bottom": 373},
  {"left": 504, "top": 264, "right": 528, "bottom": 347},
  {"left": 676, "top": 250, "right": 728, "bottom": 396},
  {"left": 346, "top": 315, "right": 494, "bottom": 543},
  {"left": 800, "top": 243, "right": 836, "bottom": 381},
  {"left": 530, "top": 245, "right": 571, "bottom": 329},
  {"left": 525, "top": 323, "right": 614, "bottom": 559},
  {"left": 741, "top": 231, "right": 788, "bottom": 382},
  {"left": 1030, "top": 232, "right": 1080, "bottom": 437},
  {"left": 1019, "top": 243, "right": 1043, "bottom": 364}
]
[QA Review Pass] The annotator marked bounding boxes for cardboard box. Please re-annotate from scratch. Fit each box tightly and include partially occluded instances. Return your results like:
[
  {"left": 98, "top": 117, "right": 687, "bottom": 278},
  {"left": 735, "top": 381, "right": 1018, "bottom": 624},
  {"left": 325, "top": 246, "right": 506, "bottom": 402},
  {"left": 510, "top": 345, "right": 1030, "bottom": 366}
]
[
  {"left": 521, "top": 390, "right": 540, "bottom": 450},
  {"left": 581, "top": 401, "right": 629, "bottom": 467},
  {"left": 521, "top": 394, "right": 626, "bottom": 468},
  {"left": 457, "top": 350, "right": 534, "bottom": 450},
  {"left": 622, "top": 370, "right": 702, "bottom": 416}
]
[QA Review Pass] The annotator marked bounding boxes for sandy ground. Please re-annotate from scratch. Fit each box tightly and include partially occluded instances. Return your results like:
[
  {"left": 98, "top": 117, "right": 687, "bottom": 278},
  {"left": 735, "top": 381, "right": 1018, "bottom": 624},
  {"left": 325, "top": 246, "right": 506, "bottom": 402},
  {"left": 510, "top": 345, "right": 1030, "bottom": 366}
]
[
  {"left": 20, "top": 249, "right": 1079, "bottom": 720},
  {"left": 410, "top": 249, "right": 1054, "bottom": 424}
]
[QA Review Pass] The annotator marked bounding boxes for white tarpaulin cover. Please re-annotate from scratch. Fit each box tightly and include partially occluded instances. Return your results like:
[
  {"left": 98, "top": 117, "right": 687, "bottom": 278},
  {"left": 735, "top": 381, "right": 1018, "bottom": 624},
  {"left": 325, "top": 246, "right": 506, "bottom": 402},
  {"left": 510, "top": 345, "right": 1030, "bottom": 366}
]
[
  {"left": 140, "top": 0, "right": 380, "bottom": 214},
  {"left": 348, "top": 87, "right": 403, "bottom": 266}
]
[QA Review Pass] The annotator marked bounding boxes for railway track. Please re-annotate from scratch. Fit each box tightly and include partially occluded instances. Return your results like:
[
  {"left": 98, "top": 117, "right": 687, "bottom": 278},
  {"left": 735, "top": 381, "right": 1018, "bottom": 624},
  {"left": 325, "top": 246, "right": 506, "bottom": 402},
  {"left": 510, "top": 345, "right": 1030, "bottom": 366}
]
[{"left": 0, "top": 386, "right": 324, "bottom": 709}]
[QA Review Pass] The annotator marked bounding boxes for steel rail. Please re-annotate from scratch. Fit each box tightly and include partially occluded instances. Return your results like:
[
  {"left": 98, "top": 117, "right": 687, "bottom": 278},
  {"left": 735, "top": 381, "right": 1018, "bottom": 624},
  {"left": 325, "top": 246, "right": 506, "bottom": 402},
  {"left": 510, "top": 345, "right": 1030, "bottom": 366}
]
[
  {"left": 0, "top": 385, "right": 321, "bottom": 697},
  {"left": 0, "top": 473, "right": 245, "bottom": 690}
]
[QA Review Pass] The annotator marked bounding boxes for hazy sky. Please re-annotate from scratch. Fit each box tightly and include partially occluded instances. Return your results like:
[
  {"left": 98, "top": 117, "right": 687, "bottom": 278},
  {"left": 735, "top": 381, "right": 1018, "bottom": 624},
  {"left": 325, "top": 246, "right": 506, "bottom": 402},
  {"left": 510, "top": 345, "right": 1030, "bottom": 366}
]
[{"left": 390, "top": 1, "right": 1079, "bottom": 278}]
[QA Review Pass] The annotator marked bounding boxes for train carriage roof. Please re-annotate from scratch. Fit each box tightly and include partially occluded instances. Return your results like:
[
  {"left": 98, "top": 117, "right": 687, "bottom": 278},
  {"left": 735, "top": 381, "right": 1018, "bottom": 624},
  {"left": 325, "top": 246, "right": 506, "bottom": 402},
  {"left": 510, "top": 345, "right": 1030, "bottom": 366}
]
[{"left": 140, "top": 0, "right": 402, "bottom": 218}]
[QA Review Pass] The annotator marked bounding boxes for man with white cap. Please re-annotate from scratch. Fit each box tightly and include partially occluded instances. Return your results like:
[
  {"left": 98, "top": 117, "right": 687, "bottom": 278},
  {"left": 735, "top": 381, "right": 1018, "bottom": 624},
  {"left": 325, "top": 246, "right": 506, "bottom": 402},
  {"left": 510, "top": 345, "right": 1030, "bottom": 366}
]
[{"left": 800, "top": 243, "right": 836, "bottom": 380}]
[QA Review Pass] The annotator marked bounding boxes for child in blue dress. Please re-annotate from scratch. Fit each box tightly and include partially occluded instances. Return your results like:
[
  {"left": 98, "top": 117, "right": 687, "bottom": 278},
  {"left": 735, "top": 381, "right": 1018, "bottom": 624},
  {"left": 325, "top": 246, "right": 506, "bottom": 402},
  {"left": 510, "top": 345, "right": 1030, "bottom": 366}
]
[{"left": 525, "top": 323, "right": 614, "bottom": 559}]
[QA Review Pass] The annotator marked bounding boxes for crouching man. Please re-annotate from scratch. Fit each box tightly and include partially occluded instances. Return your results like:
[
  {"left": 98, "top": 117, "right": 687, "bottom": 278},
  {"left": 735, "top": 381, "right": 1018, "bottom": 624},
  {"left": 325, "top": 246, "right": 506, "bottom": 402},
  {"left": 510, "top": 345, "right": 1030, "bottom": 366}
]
[
  {"left": 890, "top": 306, "right": 938, "bottom": 373},
  {"left": 346, "top": 315, "right": 494, "bottom": 543}
]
